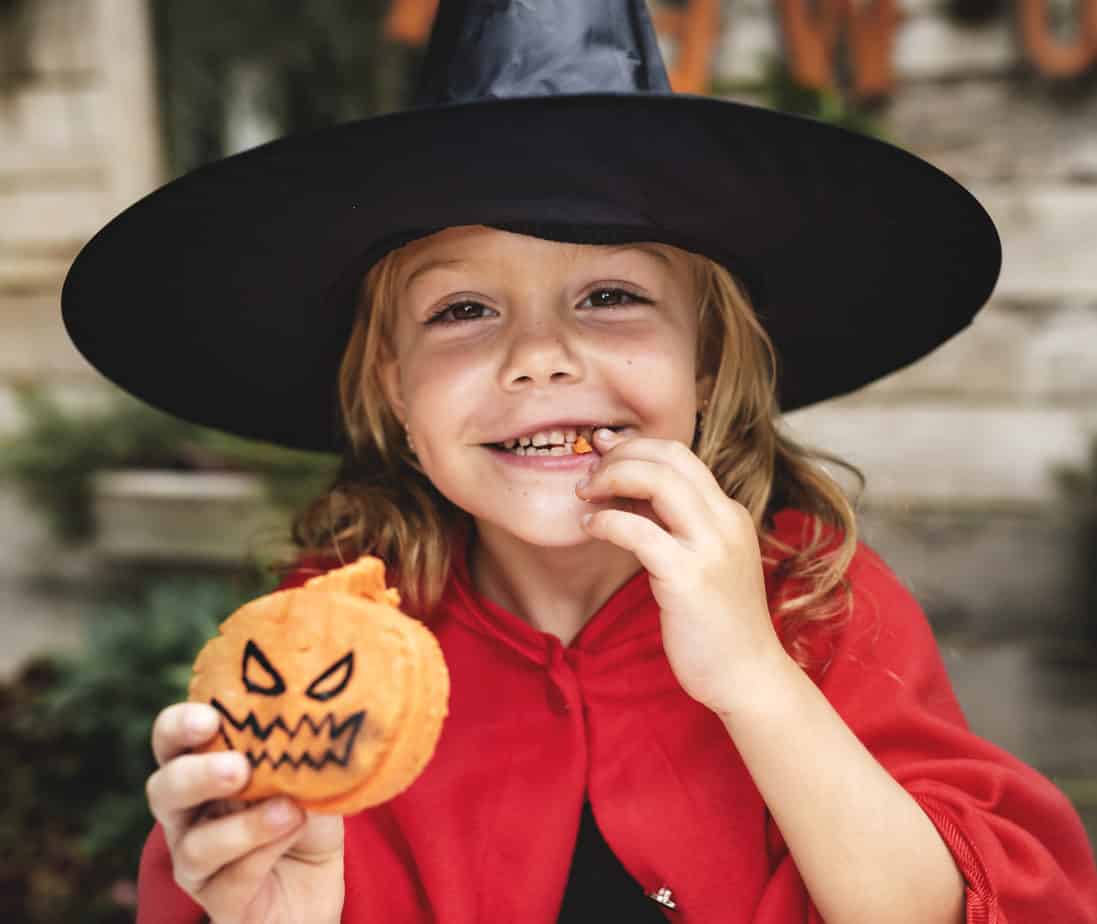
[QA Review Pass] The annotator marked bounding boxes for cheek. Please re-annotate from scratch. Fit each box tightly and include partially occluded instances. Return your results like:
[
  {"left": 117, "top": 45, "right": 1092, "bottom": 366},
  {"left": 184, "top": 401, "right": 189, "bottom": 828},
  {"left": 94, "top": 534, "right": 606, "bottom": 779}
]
[
  {"left": 400, "top": 349, "right": 487, "bottom": 423},
  {"left": 612, "top": 342, "right": 699, "bottom": 427}
]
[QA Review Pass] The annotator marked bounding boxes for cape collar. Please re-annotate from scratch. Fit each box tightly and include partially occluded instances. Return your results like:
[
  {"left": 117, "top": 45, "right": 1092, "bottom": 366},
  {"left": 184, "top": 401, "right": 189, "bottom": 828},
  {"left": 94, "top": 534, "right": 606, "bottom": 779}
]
[
  {"left": 440, "top": 508, "right": 816, "bottom": 668},
  {"left": 443, "top": 527, "right": 658, "bottom": 667}
]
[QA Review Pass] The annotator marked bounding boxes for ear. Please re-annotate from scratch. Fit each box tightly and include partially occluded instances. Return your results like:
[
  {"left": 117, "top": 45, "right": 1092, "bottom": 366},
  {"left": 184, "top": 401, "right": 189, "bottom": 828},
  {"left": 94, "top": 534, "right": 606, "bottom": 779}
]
[
  {"left": 695, "top": 373, "right": 715, "bottom": 410},
  {"left": 378, "top": 356, "right": 408, "bottom": 427}
]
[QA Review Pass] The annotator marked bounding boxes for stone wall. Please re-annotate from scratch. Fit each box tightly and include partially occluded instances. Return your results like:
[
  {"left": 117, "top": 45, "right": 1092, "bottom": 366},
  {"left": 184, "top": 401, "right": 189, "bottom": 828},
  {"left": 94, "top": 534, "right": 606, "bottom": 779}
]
[
  {"left": 704, "top": 0, "right": 1097, "bottom": 638},
  {"left": 0, "top": 0, "right": 162, "bottom": 673},
  {"left": 2, "top": 0, "right": 1096, "bottom": 675}
]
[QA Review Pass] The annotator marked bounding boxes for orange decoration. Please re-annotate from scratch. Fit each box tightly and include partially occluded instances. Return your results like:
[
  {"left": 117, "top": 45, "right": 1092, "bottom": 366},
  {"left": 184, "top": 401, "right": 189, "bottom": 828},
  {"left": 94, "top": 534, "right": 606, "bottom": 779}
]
[
  {"left": 385, "top": 0, "right": 438, "bottom": 45},
  {"left": 652, "top": 0, "right": 722, "bottom": 94},
  {"left": 777, "top": 0, "right": 900, "bottom": 99},
  {"left": 384, "top": 1, "right": 1097, "bottom": 99},
  {"left": 1017, "top": 0, "right": 1097, "bottom": 79},
  {"left": 189, "top": 556, "right": 449, "bottom": 815},
  {"left": 573, "top": 435, "right": 593, "bottom": 454}
]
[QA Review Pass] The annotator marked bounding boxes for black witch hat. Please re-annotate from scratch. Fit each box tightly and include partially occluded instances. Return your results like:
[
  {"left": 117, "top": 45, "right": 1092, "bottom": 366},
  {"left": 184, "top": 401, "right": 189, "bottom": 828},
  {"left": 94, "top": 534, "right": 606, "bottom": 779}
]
[{"left": 62, "top": 0, "right": 1000, "bottom": 452}]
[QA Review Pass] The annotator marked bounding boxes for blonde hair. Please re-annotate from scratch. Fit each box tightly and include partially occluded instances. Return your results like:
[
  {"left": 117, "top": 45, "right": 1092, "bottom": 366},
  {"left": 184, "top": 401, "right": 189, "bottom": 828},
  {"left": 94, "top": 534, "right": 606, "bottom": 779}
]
[{"left": 293, "top": 239, "right": 862, "bottom": 669}]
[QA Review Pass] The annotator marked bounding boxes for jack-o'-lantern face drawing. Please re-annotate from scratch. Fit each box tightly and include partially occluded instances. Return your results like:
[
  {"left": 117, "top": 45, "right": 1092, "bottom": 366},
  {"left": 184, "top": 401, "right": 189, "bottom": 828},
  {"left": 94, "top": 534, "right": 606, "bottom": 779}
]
[
  {"left": 210, "top": 639, "right": 365, "bottom": 775},
  {"left": 189, "top": 557, "right": 449, "bottom": 813}
]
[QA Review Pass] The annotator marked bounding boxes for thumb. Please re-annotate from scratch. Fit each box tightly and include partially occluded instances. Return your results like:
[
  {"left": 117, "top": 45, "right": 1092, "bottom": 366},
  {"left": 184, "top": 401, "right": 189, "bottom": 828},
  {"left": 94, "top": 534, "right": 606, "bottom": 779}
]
[{"left": 286, "top": 812, "right": 343, "bottom": 861}]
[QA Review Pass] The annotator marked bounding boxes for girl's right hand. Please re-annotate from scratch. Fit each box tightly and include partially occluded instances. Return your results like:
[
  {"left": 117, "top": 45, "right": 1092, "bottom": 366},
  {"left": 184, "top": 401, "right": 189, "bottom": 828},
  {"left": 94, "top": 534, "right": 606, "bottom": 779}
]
[{"left": 146, "top": 702, "right": 345, "bottom": 924}]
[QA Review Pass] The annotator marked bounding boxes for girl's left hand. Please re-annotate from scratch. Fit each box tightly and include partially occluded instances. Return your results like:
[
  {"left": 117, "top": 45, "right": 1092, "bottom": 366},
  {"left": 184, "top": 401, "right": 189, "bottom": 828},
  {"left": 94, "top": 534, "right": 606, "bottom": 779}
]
[{"left": 576, "top": 427, "right": 789, "bottom": 713}]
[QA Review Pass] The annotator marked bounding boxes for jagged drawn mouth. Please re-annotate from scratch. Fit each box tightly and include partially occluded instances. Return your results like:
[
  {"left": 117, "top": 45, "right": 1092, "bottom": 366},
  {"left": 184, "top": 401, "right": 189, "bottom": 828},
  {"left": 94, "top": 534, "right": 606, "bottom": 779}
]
[{"left": 210, "top": 698, "right": 366, "bottom": 770}]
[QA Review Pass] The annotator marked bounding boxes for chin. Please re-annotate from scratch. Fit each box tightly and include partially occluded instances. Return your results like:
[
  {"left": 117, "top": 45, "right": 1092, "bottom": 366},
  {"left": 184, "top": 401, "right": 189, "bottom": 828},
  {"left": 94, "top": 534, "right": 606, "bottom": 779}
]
[{"left": 481, "top": 511, "right": 594, "bottom": 549}]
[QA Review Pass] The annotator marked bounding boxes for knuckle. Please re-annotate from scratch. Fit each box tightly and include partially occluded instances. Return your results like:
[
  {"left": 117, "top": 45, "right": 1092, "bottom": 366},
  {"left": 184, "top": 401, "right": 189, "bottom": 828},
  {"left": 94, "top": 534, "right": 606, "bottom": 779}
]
[
  {"left": 174, "top": 831, "right": 208, "bottom": 878},
  {"left": 666, "top": 440, "right": 693, "bottom": 465},
  {"left": 152, "top": 702, "right": 197, "bottom": 763},
  {"left": 171, "top": 865, "right": 194, "bottom": 895},
  {"left": 145, "top": 769, "right": 162, "bottom": 811},
  {"left": 162, "top": 700, "right": 189, "bottom": 732},
  {"left": 723, "top": 497, "right": 753, "bottom": 530}
]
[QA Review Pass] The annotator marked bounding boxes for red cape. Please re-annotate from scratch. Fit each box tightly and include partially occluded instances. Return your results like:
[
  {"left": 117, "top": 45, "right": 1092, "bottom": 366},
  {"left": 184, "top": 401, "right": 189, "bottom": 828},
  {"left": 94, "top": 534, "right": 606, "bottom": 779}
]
[{"left": 138, "top": 509, "right": 1097, "bottom": 922}]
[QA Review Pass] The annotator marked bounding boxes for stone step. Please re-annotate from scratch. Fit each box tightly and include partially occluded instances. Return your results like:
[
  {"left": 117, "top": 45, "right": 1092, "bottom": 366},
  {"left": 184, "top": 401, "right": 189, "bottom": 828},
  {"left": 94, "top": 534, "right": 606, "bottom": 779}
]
[
  {"left": 861, "top": 507, "right": 1091, "bottom": 639},
  {"left": 0, "top": 292, "right": 100, "bottom": 378},
  {"left": 850, "top": 298, "right": 1097, "bottom": 402},
  {"left": 784, "top": 402, "right": 1097, "bottom": 509}
]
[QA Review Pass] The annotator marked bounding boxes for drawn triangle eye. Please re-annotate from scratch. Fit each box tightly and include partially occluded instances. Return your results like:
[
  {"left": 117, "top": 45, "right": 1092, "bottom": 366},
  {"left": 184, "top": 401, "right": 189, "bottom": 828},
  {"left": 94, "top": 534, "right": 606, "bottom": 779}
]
[
  {"left": 306, "top": 651, "right": 354, "bottom": 701},
  {"left": 242, "top": 640, "right": 286, "bottom": 696}
]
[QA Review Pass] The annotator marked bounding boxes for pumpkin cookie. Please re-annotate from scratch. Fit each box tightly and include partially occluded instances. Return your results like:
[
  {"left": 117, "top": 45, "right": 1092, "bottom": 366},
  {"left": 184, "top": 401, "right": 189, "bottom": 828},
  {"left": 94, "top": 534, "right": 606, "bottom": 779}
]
[{"left": 189, "top": 556, "right": 449, "bottom": 814}]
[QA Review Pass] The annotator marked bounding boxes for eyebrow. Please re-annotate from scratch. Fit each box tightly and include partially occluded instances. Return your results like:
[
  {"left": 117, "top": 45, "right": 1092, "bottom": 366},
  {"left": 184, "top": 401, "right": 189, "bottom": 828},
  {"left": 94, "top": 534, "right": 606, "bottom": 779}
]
[
  {"left": 602, "top": 243, "right": 675, "bottom": 268},
  {"left": 403, "top": 258, "right": 471, "bottom": 288},
  {"left": 402, "top": 242, "right": 675, "bottom": 288}
]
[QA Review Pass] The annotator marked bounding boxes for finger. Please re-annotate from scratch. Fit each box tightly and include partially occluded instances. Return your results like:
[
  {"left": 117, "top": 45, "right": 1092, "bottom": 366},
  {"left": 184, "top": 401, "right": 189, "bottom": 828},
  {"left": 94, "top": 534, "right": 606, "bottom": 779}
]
[
  {"left": 193, "top": 822, "right": 310, "bottom": 920},
  {"left": 152, "top": 702, "right": 222, "bottom": 766},
  {"left": 582, "top": 508, "right": 680, "bottom": 580},
  {"left": 591, "top": 428, "right": 728, "bottom": 508},
  {"left": 285, "top": 812, "right": 344, "bottom": 860},
  {"left": 198, "top": 813, "right": 342, "bottom": 921},
  {"left": 578, "top": 457, "right": 707, "bottom": 538},
  {"left": 173, "top": 797, "right": 304, "bottom": 897},
  {"left": 147, "top": 750, "right": 250, "bottom": 844}
]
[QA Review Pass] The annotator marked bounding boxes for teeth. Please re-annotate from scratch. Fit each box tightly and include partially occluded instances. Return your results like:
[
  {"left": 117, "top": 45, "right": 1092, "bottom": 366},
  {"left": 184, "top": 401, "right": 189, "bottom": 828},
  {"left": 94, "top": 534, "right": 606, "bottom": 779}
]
[{"left": 499, "top": 426, "right": 601, "bottom": 455}]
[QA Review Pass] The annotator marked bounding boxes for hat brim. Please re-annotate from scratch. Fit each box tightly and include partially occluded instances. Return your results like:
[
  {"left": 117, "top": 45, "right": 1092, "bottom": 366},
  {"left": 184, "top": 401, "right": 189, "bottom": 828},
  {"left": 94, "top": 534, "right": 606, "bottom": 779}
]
[{"left": 62, "top": 93, "right": 1000, "bottom": 452}]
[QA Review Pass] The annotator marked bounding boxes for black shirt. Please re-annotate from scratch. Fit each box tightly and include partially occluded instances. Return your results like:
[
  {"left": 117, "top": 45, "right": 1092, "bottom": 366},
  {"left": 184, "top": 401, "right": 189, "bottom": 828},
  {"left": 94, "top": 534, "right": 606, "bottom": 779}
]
[{"left": 557, "top": 801, "right": 669, "bottom": 922}]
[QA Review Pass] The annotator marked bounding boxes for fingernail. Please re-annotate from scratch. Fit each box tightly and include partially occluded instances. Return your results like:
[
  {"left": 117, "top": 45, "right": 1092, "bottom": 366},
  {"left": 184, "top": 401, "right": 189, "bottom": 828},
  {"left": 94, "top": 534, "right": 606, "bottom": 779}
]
[
  {"left": 212, "top": 752, "right": 244, "bottom": 781},
  {"left": 265, "top": 798, "right": 298, "bottom": 829},
  {"left": 185, "top": 707, "right": 218, "bottom": 737},
  {"left": 595, "top": 427, "right": 617, "bottom": 444},
  {"left": 581, "top": 513, "right": 594, "bottom": 528}
]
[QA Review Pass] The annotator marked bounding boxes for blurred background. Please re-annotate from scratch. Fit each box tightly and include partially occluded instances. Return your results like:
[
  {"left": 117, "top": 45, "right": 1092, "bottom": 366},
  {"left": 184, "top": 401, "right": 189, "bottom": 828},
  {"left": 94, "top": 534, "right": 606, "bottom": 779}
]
[{"left": 1, "top": 0, "right": 1096, "bottom": 920}]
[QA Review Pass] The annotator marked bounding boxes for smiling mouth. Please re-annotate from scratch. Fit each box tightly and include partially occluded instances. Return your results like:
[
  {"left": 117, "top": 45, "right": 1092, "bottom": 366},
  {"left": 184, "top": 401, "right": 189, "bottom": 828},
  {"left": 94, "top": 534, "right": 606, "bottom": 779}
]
[{"left": 489, "top": 425, "right": 621, "bottom": 456}]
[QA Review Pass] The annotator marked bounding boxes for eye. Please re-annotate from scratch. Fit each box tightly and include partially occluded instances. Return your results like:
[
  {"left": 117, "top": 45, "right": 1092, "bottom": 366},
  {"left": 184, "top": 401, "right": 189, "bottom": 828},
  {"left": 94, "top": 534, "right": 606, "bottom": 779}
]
[
  {"left": 580, "top": 288, "right": 649, "bottom": 309},
  {"left": 426, "top": 300, "right": 496, "bottom": 324},
  {"left": 306, "top": 651, "right": 354, "bottom": 701},
  {"left": 242, "top": 640, "right": 286, "bottom": 696}
]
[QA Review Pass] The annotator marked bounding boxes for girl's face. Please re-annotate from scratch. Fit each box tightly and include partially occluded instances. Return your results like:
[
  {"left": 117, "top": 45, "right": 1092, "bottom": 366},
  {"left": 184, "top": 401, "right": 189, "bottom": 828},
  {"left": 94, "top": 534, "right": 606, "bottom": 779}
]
[{"left": 378, "top": 225, "right": 707, "bottom": 548}]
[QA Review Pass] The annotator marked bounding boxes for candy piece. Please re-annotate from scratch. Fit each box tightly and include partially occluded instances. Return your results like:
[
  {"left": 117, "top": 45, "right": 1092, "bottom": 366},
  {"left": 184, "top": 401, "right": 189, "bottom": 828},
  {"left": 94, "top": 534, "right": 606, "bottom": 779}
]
[
  {"left": 189, "top": 556, "right": 449, "bottom": 814},
  {"left": 573, "top": 435, "right": 593, "bottom": 454}
]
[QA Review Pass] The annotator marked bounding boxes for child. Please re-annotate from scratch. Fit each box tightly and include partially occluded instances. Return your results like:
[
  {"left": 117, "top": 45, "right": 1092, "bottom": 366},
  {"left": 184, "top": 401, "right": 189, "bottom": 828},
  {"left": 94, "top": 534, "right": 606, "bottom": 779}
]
[{"left": 61, "top": 2, "right": 1097, "bottom": 922}]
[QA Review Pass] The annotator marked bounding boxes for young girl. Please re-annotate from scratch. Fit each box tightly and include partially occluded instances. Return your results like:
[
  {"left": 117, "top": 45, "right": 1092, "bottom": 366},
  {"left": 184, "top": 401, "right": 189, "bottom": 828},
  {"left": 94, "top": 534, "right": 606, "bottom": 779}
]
[{"left": 61, "top": 2, "right": 1097, "bottom": 922}]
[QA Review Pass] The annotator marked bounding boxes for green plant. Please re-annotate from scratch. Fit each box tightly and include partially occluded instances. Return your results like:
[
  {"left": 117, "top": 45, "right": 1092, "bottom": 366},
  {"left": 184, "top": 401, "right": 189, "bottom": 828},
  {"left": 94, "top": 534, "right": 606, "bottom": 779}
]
[
  {"left": 150, "top": 0, "right": 417, "bottom": 175},
  {"left": 0, "top": 576, "right": 270, "bottom": 923},
  {"left": 710, "top": 56, "right": 884, "bottom": 138},
  {"left": 0, "top": 384, "right": 337, "bottom": 542},
  {"left": 758, "top": 56, "right": 884, "bottom": 137}
]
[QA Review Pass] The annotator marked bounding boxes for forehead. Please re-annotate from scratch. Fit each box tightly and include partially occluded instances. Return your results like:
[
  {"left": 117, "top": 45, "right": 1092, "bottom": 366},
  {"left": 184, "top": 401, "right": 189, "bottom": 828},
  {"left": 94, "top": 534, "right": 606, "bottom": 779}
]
[{"left": 393, "top": 225, "right": 689, "bottom": 286}]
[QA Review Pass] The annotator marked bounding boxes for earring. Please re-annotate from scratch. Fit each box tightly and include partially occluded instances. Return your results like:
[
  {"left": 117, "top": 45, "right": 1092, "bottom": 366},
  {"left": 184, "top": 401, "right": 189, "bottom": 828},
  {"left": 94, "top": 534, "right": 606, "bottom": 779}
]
[{"left": 405, "top": 428, "right": 416, "bottom": 453}]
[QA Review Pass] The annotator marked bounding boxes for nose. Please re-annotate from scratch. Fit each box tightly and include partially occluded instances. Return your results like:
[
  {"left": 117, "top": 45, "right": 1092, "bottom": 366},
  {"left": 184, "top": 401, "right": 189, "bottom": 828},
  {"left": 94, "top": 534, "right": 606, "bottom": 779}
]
[{"left": 501, "top": 314, "right": 583, "bottom": 389}]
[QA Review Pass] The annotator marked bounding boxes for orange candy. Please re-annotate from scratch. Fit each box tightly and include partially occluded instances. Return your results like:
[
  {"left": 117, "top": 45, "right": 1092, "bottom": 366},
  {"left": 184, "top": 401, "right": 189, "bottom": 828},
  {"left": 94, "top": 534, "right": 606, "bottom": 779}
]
[{"left": 573, "top": 435, "right": 593, "bottom": 454}]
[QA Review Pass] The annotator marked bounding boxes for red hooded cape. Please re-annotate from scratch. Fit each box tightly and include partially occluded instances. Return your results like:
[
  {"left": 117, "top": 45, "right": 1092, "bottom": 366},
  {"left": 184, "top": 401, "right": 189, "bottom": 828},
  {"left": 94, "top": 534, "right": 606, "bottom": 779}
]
[{"left": 138, "top": 509, "right": 1097, "bottom": 922}]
